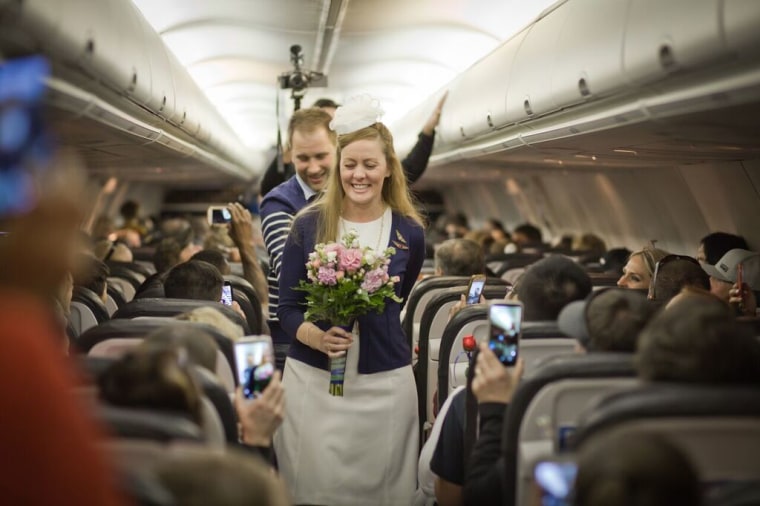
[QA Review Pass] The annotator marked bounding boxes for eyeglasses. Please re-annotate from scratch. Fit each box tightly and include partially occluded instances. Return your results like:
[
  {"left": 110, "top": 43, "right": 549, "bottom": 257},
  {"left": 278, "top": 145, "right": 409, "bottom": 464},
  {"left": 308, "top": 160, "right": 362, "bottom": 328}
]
[{"left": 647, "top": 254, "right": 701, "bottom": 300}]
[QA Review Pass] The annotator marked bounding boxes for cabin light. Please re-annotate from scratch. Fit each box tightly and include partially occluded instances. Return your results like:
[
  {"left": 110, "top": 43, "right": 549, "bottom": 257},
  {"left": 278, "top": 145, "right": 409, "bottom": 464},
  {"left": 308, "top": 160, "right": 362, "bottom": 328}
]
[
  {"left": 592, "top": 156, "right": 597, "bottom": 161},
  {"left": 574, "top": 154, "right": 597, "bottom": 161},
  {"left": 613, "top": 149, "right": 638, "bottom": 155}
]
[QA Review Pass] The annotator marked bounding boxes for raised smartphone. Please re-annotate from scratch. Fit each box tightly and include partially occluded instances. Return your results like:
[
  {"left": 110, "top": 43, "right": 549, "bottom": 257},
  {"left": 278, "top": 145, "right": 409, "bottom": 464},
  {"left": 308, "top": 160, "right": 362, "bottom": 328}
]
[
  {"left": 465, "top": 274, "right": 486, "bottom": 304},
  {"left": 488, "top": 301, "right": 522, "bottom": 366},
  {"left": 221, "top": 280, "right": 233, "bottom": 306},
  {"left": 234, "top": 336, "right": 275, "bottom": 399},
  {"left": 207, "top": 205, "right": 232, "bottom": 225}
]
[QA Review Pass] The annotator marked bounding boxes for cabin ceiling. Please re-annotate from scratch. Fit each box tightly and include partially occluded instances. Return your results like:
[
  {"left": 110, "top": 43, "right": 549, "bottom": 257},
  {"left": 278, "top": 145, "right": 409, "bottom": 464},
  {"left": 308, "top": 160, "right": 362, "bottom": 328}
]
[{"left": 130, "top": 0, "right": 558, "bottom": 155}]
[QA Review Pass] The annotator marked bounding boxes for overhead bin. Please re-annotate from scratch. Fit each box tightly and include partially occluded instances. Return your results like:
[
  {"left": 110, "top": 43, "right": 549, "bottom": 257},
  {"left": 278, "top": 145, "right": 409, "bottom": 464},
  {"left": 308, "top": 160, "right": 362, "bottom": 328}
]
[
  {"left": 504, "top": 4, "right": 570, "bottom": 123},
  {"left": 550, "top": 0, "right": 629, "bottom": 105},
  {"left": 622, "top": 0, "right": 724, "bottom": 85},
  {"left": 723, "top": 0, "right": 760, "bottom": 58}
]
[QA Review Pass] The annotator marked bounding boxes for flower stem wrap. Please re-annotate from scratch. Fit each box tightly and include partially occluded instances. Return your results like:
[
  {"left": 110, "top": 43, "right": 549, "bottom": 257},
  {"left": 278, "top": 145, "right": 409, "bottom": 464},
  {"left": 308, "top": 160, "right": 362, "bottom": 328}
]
[{"left": 329, "top": 323, "right": 354, "bottom": 397}]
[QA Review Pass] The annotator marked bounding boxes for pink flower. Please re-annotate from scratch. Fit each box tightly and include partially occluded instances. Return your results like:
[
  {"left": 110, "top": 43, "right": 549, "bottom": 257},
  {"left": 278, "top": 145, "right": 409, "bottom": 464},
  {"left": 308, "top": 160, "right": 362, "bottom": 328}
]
[
  {"left": 361, "top": 268, "right": 389, "bottom": 293},
  {"left": 339, "top": 247, "right": 363, "bottom": 273},
  {"left": 317, "top": 266, "right": 338, "bottom": 285}
]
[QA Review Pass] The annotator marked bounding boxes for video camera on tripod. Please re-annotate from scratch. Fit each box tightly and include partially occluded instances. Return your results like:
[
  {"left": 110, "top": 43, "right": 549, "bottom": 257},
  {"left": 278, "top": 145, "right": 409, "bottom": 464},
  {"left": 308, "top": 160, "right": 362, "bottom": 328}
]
[{"left": 278, "top": 45, "right": 328, "bottom": 110}]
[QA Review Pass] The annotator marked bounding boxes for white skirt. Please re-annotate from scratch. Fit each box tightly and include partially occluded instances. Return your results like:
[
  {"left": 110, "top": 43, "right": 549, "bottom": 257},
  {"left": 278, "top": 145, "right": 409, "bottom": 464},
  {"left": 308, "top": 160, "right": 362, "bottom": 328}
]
[{"left": 274, "top": 327, "right": 418, "bottom": 506}]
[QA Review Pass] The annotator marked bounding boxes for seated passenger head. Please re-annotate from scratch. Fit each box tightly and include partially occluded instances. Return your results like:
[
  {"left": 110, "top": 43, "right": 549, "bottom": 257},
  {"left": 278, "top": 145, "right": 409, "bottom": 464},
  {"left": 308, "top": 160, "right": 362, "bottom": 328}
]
[
  {"left": 697, "top": 231, "right": 749, "bottom": 264},
  {"left": 513, "top": 256, "right": 592, "bottom": 321},
  {"left": 93, "top": 239, "right": 133, "bottom": 263},
  {"left": 72, "top": 254, "right": 110, "bottom": 303},
  {"left": 700, "top": 248, "right": 760, "bottom": 302},
  {"left": 511, "top": 223, "right": 542, "bottom": 248},
  {"left": 143, "top": 324, "right": 219, "bottom": 373},
  {"left": 434, "top": 238, "right": 485, "bottom": 276},
  {"left": 176, "top": 306, "right": 244, "bottom": 342},
  {"left": 617, "top": 245, "right": 669, "bottom": 290},
  {"left": 443, "top": 212, "right": 470, "bottom": 239},
  {"left": 153, "top": 237, "right": 183, "bottom": 274},
  {"left": 647, "top": 255, "right": 709, "bottom": 307},
  {"left": 636, "top": 292, "right": 760, "bottom": 384},
  {"left": 164, "top": 260, "right": 224, "bottom": 302},
  {"left": 559, "top": 288, "right": 654, "bottom": 353},
  {"left": 119, "top": 200, "right": 140, "bottom": 221},
  {"left": 155, "top": 448, "right": 290, "bottom": 506},
  {"left": 573, "top": 432, "right": 702, "bottom": 506},
  {"left": 601, "top": 247, "right": 632, "bottom": 276},
  {"left": 288, "top": 107, "right": 336, "bottom": 193},
  {"left": 98, "top": 346, "right": 202, "bottom": 425},
  {"left": 573, "top": 233, "right": 607, "bottom": 257},
  {"left": 192, "top": 249, "right": 231, "bottom": 276}
]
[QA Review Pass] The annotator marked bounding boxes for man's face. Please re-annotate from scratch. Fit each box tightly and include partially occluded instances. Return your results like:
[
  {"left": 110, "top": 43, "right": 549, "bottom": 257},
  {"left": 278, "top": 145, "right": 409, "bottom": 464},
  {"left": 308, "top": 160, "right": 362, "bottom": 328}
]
[{"left": 291, "top": 127, "right": 335, "bottom": 193}]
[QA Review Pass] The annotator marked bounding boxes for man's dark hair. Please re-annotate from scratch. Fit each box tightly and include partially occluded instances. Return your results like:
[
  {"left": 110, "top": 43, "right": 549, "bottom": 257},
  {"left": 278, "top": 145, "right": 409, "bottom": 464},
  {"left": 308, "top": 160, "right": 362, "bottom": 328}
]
[
  {"left": 119, "top": 200, "right": 139, "bottom": 220},
  {"left": 513, "top": 223, "right": 542, "bottom": 244},
  {"left": 192, "top": 249, "right": 230, "bottom": 276},
  {"left": 434, "top": 238, "right": 485, "bottom": 276},
  {"left": 586, "top": 289, "right": 654, "bottom": 352},
  {"left": 574, "top": 432, "right": 703, "bottom": 506},
  {"left": 650, "top": 259, "right": 709, "bottom": 307},
  {"left": 312, "top": 98, "right": 339, "bottom": 109},
  {"left": 636, "top": 293, "right": 760, "bottom": 384},
  {"left": 516, "top": 256, "right": 592, "bottom": 321},
  {"left": 700, "top": 232, "right": 749, "bottom": 264},
  {"left": 153, "top": 237, "right": 182, "bottom": 274},
  {"left": 164, "top": 260, "right": 224, "bottom": 302},
  {"left": 73, "top": 254, "right": 110, "bottom": 297}
]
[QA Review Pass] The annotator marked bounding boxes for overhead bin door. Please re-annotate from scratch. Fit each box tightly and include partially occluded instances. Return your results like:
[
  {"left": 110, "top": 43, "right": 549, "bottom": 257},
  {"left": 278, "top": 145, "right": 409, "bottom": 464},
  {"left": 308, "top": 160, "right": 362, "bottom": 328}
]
[
  {"left": 622, "top": 0, "right": 724, "bottom": 86},
  {"left": 723, "top": 0, "right": 760, "bottom": 58},
  {"left": 551, "top": 0, "right": 629, "bottom": 106},
  {"left": 504, "top": 5, "right": 570, "bottom": 123}
]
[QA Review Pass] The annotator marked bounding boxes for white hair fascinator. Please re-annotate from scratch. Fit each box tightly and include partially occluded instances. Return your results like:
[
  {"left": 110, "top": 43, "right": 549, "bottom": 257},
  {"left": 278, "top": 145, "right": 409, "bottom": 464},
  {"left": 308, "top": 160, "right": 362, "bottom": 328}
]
[{"left": 329, "top": 94, "right": 384, "bottom": 135}]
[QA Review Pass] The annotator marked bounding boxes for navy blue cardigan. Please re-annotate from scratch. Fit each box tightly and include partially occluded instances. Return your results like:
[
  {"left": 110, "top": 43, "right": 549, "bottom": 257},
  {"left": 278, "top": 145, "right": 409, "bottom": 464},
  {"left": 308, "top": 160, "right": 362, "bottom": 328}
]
[{"left": 277, "top": 210, "right": 425, "bottom": 374}]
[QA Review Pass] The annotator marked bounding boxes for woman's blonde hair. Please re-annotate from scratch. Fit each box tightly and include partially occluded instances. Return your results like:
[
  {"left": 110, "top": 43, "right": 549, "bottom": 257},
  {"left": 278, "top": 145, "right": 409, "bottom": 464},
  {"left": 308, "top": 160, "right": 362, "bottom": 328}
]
[
  {"left": 306, "top": 122, "right": 424, "bottom": 244},
  {"left": 630, "top": 246, "right": 670, "bottom": 277}
]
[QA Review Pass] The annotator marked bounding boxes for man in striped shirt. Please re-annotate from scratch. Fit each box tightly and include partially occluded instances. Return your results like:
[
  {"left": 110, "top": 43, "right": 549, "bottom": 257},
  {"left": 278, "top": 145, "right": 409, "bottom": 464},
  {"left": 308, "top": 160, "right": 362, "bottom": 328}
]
[{"left": 260, "top": 108, "right": 337, "bottom": 370}]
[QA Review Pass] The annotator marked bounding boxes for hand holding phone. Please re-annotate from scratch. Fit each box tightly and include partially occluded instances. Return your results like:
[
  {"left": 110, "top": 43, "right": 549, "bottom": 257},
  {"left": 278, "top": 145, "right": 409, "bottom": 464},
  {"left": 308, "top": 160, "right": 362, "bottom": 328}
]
[
  {"left": 235, "top": 336, "right": 275, "bottom": 399},
  {"left": 465, "top": 274, "right": 486, "bottom": 304},
  {"left": 488, "top": 301, "right": 522, "bottom": 366},
  {"left": 207, "top": 205, "right": 232, "bottom": 225}
]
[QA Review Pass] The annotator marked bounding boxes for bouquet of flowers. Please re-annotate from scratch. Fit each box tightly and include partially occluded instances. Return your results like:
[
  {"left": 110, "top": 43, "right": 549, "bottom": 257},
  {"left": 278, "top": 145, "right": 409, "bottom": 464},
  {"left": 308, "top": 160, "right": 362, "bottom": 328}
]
[{"left": 298, "top": 230, "right": 401, "bottom": 396}]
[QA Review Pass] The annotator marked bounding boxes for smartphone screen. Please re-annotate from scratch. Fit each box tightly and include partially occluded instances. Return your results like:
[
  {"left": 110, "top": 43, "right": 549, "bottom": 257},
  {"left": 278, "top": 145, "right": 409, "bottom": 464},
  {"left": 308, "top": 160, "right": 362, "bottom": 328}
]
[
  {"left": 488, "top": 302, "right": 522, "bottom": 366},
  {"left": 207, "top": 206, "right": 232, "bottom": 225},
  {"left": 235, "top": 336, "right": 275, "bottom": 399},
  {"left": 221, "top": 281, "right": 233, "bottom": 306},
  {"left": 466, "top": 275, "right": 486, "bottom": 304},
  {"left": 533, "top": 460, "right": 578, "bottom": 506}
]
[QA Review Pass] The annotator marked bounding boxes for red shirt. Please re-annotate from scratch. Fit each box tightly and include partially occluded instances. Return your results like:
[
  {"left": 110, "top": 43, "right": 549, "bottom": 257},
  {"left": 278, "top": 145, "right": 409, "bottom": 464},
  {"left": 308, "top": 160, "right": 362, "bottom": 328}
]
[{"left": 0, "top": 290, "right": 127, "bottom": 505}]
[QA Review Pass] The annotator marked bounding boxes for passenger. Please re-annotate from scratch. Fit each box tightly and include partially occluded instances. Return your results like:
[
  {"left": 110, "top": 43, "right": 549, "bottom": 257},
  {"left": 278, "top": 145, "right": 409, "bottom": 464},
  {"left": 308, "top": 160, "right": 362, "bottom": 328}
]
[
  {"left": 98, "top": 346, "right": 203, "bottom": 425},
  {"left": 118, "top": 199, "right": 149, "bottom": 238},
  {"left": 1, "top": 144, "right": 126, "bottom": 504},
  {"left": 143, "top": 324, "right": 220, "bottom": 374},
  {"left": 600, "top": 247, "right": 631, "bottom": 277},
  {"left": 700, "top": 248, "right": 760, "bottom": 313},
  {"left": 259, "top": 93, "right": 447, "bottom": 196},
  {"left": 572, "top": 233, "right": 607, "bottom": 265},
  {"left": 558, "top": 288, "right": 655, "bottom": 353},
  {"left": 274, "top": 96, "right": 425, "bottom": 506},
  {"left": 511, "top": 223, "right": 543, "bottom": 252},
  {"left": 94, "top": 239, "right": 134, "bottom": 263},
  {"left": 432, "top": 256, "right": 591, "bottom": 505},
  {"left": 154, "top": 448, "right": 290, "bottom": 506},
  {"left": 617, "top": 245, "right": 669, "bottom": 290},
  {"left": 191, "top": 248, "right": 231, "bottom": 276},
  {"left": 444, "top": 212, "right": 471, "bottom": 239},
  {"left": 483, "top": 218, "right": 510, "bottom": 243},
  {"left": 176, "top": 306, "right": 244, "bottom": 342},
  {"left": 135, "top": 230, "right": 199, "bottom": 298},
  {"left": 696, "top": 231, "right": 750, "bottom": 264},
  {"left": 73, "top": 253, "right": 110, "bottom": 304},
  {"left": 636, "top": 291, "right": 760, "bottom": 384},
  {"left": 647, "top": 254, "right": 710, "bottom": 308},
  {"left": 435, "top": 238, "right": 486, "bottom": 277},
  {"left": 164, "top": 259, "right": 224, "bottom": 302},
  {"left": 572, "top": 432, "right": 703, "bottom": 506}
]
